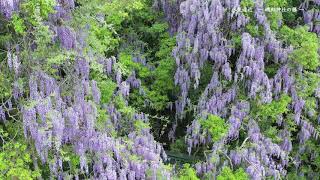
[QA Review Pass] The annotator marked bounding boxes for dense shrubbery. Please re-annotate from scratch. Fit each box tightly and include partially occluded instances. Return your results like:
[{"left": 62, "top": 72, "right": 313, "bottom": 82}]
[{"left": 0, "top": 0, "right": 320, "bottom": 179}]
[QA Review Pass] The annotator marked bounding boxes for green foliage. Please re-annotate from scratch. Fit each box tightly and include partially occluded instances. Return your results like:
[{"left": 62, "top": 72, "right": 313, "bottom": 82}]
[
  {"left": 265, "top": 126, "right": 282, "bottom": 143},
  {"left": 282, "top": 0, "right": 300, "bottom": 25},
  {"left": 73, "top": 0, "right": 118, "bottom": 55},
  {"left": 118, "top": 51, "right": 149, "bottom": 77},
  {"left": 11, "top": 14, "right": 26, "bottom": 35},
  {"left": 0, "top": 27, "right": 9, "bottom": 50},
  {"left": 0, "top": 140, "right": 41, "bottom": 180},
  {"left": 295, "top": 71, "right": 320, "bottom": 119},
  {"left": 245, "top": 23, "right": 264, "bottom": 37},
  {"left": 264, "top": 0, "right": 287, "bottom": 30},
  {"left": 189, "top": 62, "right": 213, "bottom": 104},
  {"left": 0, "top": 71, "right": 13, "bottom": 100},
  {"left": 304, "top": 140, "right": 320, "bottom": 173},
  {"left": 103, "top": 0, "right": 145, "bottom": 27},
  {"left": 33, "top": 23, "right": 54, "bottom": 53},
  {"left": 176, "top": 164, "right": 200, "bottom": 180},
  {"left": 117, "top": 12, "right": 176, "bottom": 114},
  {"left": 15, "top": 0, "right": 57, "bottom": 73},
  {"left": 21, "top": 0, "right": 56, "bottom": 23},
  {"left": 170, "top": 138, "right": 187, "bottom": 153},
  {"left": 286, "top": 138, "right": 320, "bottom": 179},
  {"left": 114, "top": 95, "right": 135, "bottom": 119},
  {"left": 264, "top": 0, "right": 287, "bottom": 7},
  {"left": 240, "top": 0, "right": 254, "bottom": 9},
  {"left": 60, "top": 145, "right": 80, "bottom": 174},
  {"left": 280, "top": 26, "right": 319, "bottom": 70},
  {"left": 264, "top": 63, "right": 280, "bottom": 78},
  {"left": 286, "top": 172, "right": 307, "bottom": 180},
  {"left": 73, "top": 0, "right": 149, "bottom": 56},
  {"left": 87, "top": 23, "right": 119, "bottom": 55},
  {"left": 102, "top": 1, "right": 129, "bottom": 27},
  {"left": 98, "top": 79, "right": 117, "bottom": 104},
  {"left": 134, "top": 120, "right": 150, "bottom": 132},
  {"left": 304, "top": 97, "right": 317, "bottom": 118},
  {"left": 150, "top": 22, "right": 169, "bottom": 32},
  {"left": 95, "top": 108, "right": 109, "bottom": 132},
  {"left": 217, "top": 167, "right": 249, "bottom": 180},
  {"left": 46, "top": 51, "right": 75, "bottom": 66},
  {"left": 153, "top": 164, "right": 174, "bottom": 180},
  {"left": 200, "top": 115, "right": 228, "bottom": 142},
  {"left": 147, "top": 35, "right": 177, "bottom": 111},
  {"left": 155, "top": 35, "right": 176, "bottom": 59},
  {"left": 296, "top": 71, "right": 320, "bottom": 98},
  {"left": 230, "top": 34, "right": 242, "bottom": 49},
  {"left": 239, "top": 0, "right": 254, "bottom": 17},
  {"left": 255, "top": 94, "right": 291, "bottom": 121}
]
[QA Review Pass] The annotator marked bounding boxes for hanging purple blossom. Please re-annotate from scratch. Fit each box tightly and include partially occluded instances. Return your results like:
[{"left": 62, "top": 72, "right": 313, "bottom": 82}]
[
  {"left": 57, "top": 26, "right": 76, "bottom": 50},
  {"left": 0, "top": 106, "right": 5, "bottom": 121},
  {"left": 0, "top": 0, "right": 19, "bottom": 18},
  {"left": 91, "top": 80, "right": 101, "bottom": 104}
]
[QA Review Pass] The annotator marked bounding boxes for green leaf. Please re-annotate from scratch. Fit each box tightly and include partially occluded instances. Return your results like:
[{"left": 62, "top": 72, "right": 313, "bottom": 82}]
[
  {"left": 217, "top": 167, "right": 249, "bottom": 180},
  {"left": 11, "top": 14, "right": 26, "bottom": 35},
  {"left": 177, "top": 164, "right": 200, "bottom": 180},
  {"left": 200, "top": 115, "right": 229, "bottom": 142}
]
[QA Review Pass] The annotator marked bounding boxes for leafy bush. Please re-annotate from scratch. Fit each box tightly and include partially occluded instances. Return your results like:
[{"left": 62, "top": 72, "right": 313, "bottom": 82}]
[
  {"left": 217, "top": 167, "right": 249, "bottom": 180},
  {"left": 200, "top": 115, "right": 228, "bottom": 142}
]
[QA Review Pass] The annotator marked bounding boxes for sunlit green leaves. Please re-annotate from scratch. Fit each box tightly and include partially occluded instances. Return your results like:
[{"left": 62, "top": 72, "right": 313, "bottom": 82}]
[
  {"left": 118, "top": 51, "right": 149, "bottom": 77},
  {"left": 296, "top": 71, "right": 320, "bottom": 98},
  {"left": 11, "top": 14, "right": 26, "bottom": 35},
  {"left": 255, "top": 94, "right": 291, "bottom": 121},
  {"left": 200, "top": 115, "right": 228, "bottom": 142},
  {"left": 134, "top": 119, "right": 150, "bottom": 132},
  {"left": 0, "top": 141, "right": 41, "bottom": 180},
  {"left": 0, "top": 71, "right": 13, "bottom": 100},
  {"left": 98, "top": 79, "right": 117, "bottom": 104},
  {"left": 217, "top": 167, "right": 249, "bottom": 180},
  {"left": 280, "top": 26, "right": 319, "bottom": 70},
  {"left": 21, "top": 0, "right": 56, "bottom": 24},
  {"left": 176, "top": 164, "right": 200, "bottom": 180}
]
